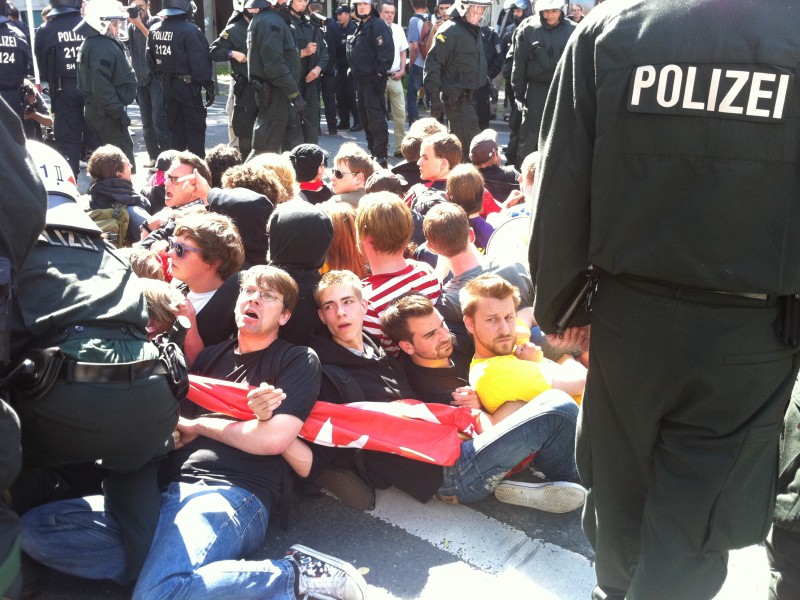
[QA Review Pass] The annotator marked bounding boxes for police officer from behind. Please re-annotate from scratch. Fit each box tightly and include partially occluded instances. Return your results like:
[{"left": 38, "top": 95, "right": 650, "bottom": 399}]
[
  {"left": 245, "top": 0, "right": 305, "bottom": 157},
  {"left": 75, "top": 0, "right": 138, "bottom": 170},
  {"left": 0, "top": 97, "right": 47, "bottom": 600},
  {"left": 210, "top": 4, "right": 256, "bottom": 156},
  {"left": 34, "top": 0, "right": 91, "bottom": 176},
  {"left": 288, "top": 0, "right": 327, "bottom": 144},
  {"left": 423, "top": 0, "right": 488, "bottom": 162},
  {"left": 347, "top": 0, "right": 393, "bottom": 167},
  {"left": 529, "top": 1, "right": 800, "bottom": 598},
  {"left": 510, "top": 0, "right": 574, "bottom": 165},
  {"left": 0, "top": 0, "right": 30, "bottom": 122},
  {"left": 10, "top": 142, "right": 180, "bottom": 582},
  {"left": 147, "top": 0, "right": 214, "bottom": 158}
]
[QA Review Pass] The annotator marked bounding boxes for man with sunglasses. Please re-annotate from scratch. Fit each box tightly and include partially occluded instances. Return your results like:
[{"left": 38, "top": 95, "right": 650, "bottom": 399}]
[{"left": 329, "top": 142, "right": 374, "bottom": 208}]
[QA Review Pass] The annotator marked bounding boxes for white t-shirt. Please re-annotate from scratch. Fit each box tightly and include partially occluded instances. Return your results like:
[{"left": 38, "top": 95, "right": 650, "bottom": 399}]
[{"left": 388, "top": 22, "right": 409, "bottom": 74}]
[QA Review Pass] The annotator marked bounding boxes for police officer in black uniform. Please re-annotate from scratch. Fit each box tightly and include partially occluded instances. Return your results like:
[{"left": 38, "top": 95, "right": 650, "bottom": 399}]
[
  {"left": 318, "top": 9, "right": 338, "bottom": 135},
  {"left": 0, "top": 0, "right": 30, "bottom": 122},
  {"left": 210, "top": 5, "right": 256, "bottom": 157},
  {"left": 476, "top": 22, "right": 502, "bottom": 130},
  {"left": 34, "top": 0, "right": 92, "bottom": 175},
  {"left": 245, "top": 0, "right": 304, "bottom": 156},
  {"left": 347, "top": 0, "right": 393, "bottom": 167},
  {"left": 332, "top": 5, "right": 358, "bottom": 131},
  {"left": 147, "top": 0, "right": 214, "bottom": 158},
  {"left": 11, "top": 141, "right": 180, "bottom": 582},
  {"left": 529, "top": 1, "right": 800, "bottom": 598},
  {"left": 288, "top": 0, "right": 327, "bottom": 144},
  {"left": 0, "top": 97, "right": 47, "bottom": 600}
]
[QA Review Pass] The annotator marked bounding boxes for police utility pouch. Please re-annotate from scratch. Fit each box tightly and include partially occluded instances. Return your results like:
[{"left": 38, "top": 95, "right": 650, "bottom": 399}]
[
  {"left": 554, "top": 268, "right": 597, "bottom": 335},
  {"left": 774, "top": 294, "right": 800, "bottom": 349},
  {"left": 154, "top": 315, "right": 191, "bottom": 401}
]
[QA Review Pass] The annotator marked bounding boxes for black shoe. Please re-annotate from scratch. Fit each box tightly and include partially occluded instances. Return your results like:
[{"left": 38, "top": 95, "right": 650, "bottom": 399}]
[
  {"left": 377, "top": 158, "right": 388, "bottom": 169},
  {"left": 312, "top": 467, "right": 375, "bottom": 510},
  {"left": 350, "top": 123, "right": 363, "bottom": 132},
  {"left": 337, "top": 121, "right": 349, "bottom": 129},
  {"left": 286, "top": 545, "right": 368, "bottom": 600},
  {"left": 327, "top": 128, "right": 338, "bottom": 135},
  {"left": 393, "top": 151, "right": 403, "bottom": 158}
]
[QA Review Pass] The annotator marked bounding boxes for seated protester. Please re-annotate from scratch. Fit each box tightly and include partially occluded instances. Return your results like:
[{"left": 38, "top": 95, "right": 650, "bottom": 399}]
[
  {"left": 329, "top": 143, "right": 374, "bottom": 208},
  {"left": 320, "top": 200, "right": 369, "bottom": 278},
  {"left": 140, "top": 152, "right": 212, "bottom": 246},
  {"left": 139, "top": 277, "right": 186, "bottom": 338},
  {"left": 290, "top": 143, "right": 334, "bottom": 205},
  {"left": 221, "top": 163, "right": 283, "bottom": 203},
  {"left": 248, "top": 152, "right": 300, "bottom": 204},
  {"left": 86, "top": 144, "right": 151, "bottom": 242},
  {"left": 424, "top": 203, "right": 533, "bottom": 352},
  {"left": 403, "top": 132, "right": 459, "bottom": 217},
  {"left": 382, "top": 293, "right": 473, "bottom": 407},
  {"left": 469, "top": 128, "right": 520, "bottom": 204},
  {"left": 21, "top": 79, "right": 52, "bottom": 141},
  {"left": 310, "top": 270, "right": 415, "bottom": 404},
  {"left": 357, "top": 192, "right": 441, "bottom": 354},
  {"left": 169, "top": 212, "right": 245, "bottom": 365},
  {"left": 140, "top": 149, "right": 177, "bottom": 215},
  {"left": 305, "top": 271, "right": 585, "bottom": 513},
  {"left": 365, "top": 170, "right": 425, "bottom": 248},
  {"left": 446, "top": 164, "right": 494, "bottom": 253},
  {"left": 21, "top": 265, "right": 368, "bottom": 600},
  {"left": 461, "top": 274, "right": 587, "bottom": 415},
  {"left": 390, "top": 134, "right": 424, "bottom": 193},
  {"left": 267, "top": 199, "right": 334, "bottom": 346},
  {"left": 117, "top": 246, "right": 167, "bottom": 280},
  {"left": 486, "top": 149, "right": 536, "bottom": 228},
  {"left": 406, "top": 116, "right": 447, "bottom": 138},
  {"left": 204, "top": 143, "right": 242, "bottom": 188}
]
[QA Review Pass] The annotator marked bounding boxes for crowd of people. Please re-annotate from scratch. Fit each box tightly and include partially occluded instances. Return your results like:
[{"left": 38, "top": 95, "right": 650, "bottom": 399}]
[{"left": 4, "top": 0, "right": 800, "bottom": 600}]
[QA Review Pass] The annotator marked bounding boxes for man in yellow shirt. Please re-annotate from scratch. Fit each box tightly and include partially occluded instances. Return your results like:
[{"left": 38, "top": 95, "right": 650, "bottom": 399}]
[{"left": 461, "top": 273, "right": 586, "bottom": 415}]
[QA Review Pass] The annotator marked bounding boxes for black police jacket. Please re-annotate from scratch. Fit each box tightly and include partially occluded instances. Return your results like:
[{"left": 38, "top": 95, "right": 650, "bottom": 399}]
[{"left": 346, "top": 11, "right": 393, "bottom": 82}]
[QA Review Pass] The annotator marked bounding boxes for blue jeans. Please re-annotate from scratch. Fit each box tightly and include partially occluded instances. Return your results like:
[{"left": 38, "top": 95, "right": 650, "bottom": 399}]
[
  {"left": 138, "top": 78, "right": 169, "bottom": 161},
  {"left": 439, "top": 390, "right": 579, "bottom": 502},
  {"left": 21, "top": 482, "right": 298, "bottom": 599},
  {"left": 406, "top": 64, "right": 424, "bottom": 123}
]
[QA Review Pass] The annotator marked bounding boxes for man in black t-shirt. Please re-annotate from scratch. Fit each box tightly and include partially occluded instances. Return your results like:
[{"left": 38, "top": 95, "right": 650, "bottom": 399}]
[{"left": 21, "top": 265, "right": 367, "bottom": 600}]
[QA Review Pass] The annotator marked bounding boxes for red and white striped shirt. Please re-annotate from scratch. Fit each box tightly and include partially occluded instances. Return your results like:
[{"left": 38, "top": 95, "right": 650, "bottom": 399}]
[{"left": 362, "top": 260, "right": 441, "bottom": 355}]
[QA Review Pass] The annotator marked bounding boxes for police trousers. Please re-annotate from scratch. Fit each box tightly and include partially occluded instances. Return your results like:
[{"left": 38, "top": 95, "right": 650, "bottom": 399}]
[
  {"left": 355, "top": 78, "right": 388, "bottom": 160},
  {"left": 443, "top": 92, "right": 479, "bottom": 163},
  {"left": 14, "top": 372, "right": 178, "bottom": 581},
  {"left": 0, "top": 398, "right": 21, "bottom": 598},
  {"left": 582, "top": 274, "right": 798, "bottom": 600},
  {"left": 84, "top": 103, "right": 135, "bottom": 171},
  {"left": 250, "top": 92, "right": 303, "bottom": 157},
  {"left": 163, "top": 77, "right": 207, "bottom": 158}
]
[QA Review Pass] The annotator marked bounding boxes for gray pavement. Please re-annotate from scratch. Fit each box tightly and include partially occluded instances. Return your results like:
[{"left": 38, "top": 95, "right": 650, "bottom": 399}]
[{"left": 40, "top": 84, "right": 773, "bottom": 599}]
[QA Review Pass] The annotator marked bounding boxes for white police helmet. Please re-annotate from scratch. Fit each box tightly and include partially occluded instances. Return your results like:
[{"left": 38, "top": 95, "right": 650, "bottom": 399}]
[
  {"left": 82, "top": 0, "right": 129, "bottom": 40},
  {"left": 453, "top": 0, "right": 491, "bottom": 23},
  {"left": 26, "top": 141, "right": 101, "bottom": 233},
  {"left": 535, "top": 0, "right": 565, "bottom": 13}
]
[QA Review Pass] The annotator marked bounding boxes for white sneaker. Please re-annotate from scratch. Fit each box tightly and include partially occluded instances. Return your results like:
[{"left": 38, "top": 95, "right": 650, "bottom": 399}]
[
  {"left": 494, "top": 480, "right": 586, "bottom": 513},
  {"left": 287, "top": 544, "right": 368, "bottom": 600}
]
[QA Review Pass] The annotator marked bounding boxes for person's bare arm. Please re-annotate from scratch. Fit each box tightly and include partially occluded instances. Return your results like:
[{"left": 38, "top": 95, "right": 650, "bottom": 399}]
[
  {"left": 548, "top": 354, "right": 587, "bottom": 397},
  {"left": 176, "top": 413, "right": 303, "bottom": 455},
  {"left": 282, "top": 438, "right": 313, "bottom": 478},
  {"left": 488, "top": 400, "right": 526, "bottom": 425}
]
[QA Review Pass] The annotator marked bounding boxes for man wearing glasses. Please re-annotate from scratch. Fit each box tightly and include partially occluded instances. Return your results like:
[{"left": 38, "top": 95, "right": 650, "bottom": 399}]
[
  {"left": 22, "top": 265, "right": 369, "bottom": 600},
  {"left": 329, "top": 142, "right": 375, "bottom": 208}
]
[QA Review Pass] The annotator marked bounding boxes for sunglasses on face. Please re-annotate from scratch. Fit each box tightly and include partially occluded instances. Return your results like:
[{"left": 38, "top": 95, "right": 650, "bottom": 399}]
[
  {"left": 333, "top": 169, "right": 359, "bottom": 179},
  {"left": 168, "top": 237, "right": 202, "bottom": 259}
]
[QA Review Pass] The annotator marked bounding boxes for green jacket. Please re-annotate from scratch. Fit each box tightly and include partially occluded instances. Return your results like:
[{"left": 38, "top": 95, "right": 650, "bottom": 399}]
[
  {"left": 210, "top": 14, "right": 249, "bottom": 79},
  {"left": 290, "top": 11, "right": 328, "bottom": 78},
  {"left": 77, "top": 32, "right": 136, "bottom": 120},
  {"left": 247, "top": 8, "right": 300, "bottom": 100},
  {"left": 423, "top": 14, "right": 487, "bottom": 98}
]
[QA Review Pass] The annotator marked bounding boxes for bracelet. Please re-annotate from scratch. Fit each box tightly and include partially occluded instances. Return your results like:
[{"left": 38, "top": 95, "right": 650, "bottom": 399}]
[{"left": 227, "top": 50, "right": 233, "bottom": 59}]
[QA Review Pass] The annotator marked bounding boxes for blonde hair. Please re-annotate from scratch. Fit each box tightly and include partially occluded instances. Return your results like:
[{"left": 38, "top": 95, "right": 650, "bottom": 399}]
[
  {"left": 248, "top": 153, "right": 298, "bottom": 203},
  {"left": 355, "top": 192, "right": 413, "bottom": 255},
  {"left": 140, "top": 278, "right": 184, "bottom": 335},
  {"left": 460, "top": 273, "right": 521, "bottom": 319}
]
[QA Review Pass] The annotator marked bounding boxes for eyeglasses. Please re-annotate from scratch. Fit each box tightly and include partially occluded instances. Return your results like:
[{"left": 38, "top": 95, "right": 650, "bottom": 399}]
[
  {"left": 333, "top": 169, "right": 359, "bottom": 179},
  {"left": 168, "top": 237, "right": 202, "bottom": 259},
  {"left": 166, "top": 175, "right": 182, "bottom": 185},
  {"left": 241, "top": 286, "right": 285, "bottom": 305}
]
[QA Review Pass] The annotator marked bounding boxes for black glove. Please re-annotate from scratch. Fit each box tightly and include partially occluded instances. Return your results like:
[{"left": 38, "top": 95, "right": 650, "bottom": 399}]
[
  {"left": 293, "top": 95, "right": 308, "bottom": 119},
  {"left": 430, "top": 97, "right": 444, "bottom": 122},
  {"left": 203, "top": 82, "right": 215, "bottom": 108}
]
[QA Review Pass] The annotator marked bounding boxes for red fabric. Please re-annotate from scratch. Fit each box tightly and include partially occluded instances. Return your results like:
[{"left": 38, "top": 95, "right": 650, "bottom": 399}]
[
  {"left": 185, "top": 375, "right": 481, "bottom": 466},
  {"left": 300, "top": 181, "right": 324, "bottom": 192},
  {"left": 480, "top": 189, "right": 501, "bottom": 218}
]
